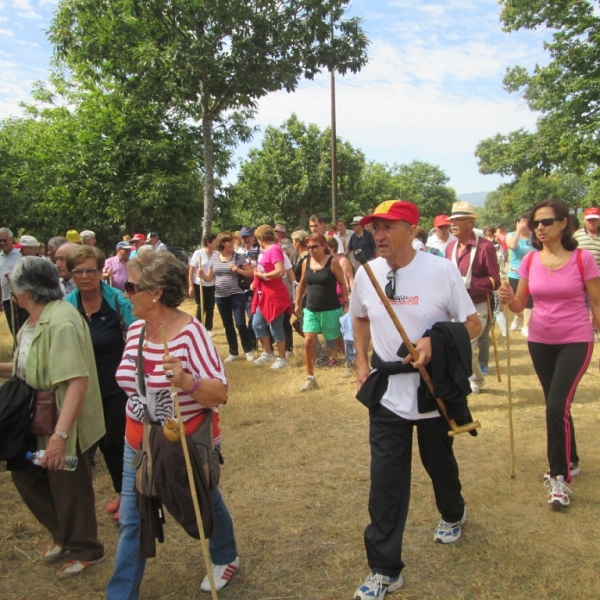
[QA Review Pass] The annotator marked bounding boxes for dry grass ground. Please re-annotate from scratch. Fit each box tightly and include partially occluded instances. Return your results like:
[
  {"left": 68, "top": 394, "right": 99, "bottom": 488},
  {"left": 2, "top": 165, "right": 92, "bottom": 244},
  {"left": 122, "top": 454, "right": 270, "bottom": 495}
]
[{"left": 1, "top": 300, "right": 600, "bottom": 599}]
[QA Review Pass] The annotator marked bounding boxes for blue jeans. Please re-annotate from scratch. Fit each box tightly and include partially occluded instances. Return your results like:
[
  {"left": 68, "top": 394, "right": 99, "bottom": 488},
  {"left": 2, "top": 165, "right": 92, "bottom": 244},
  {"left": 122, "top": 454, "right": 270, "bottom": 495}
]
[
  {"left": 106, "top": 442, "right": 238, "bottom": 600},
  {"left": 215, "top": 293, "right": 253, "bottom": 355},
  {"left": 252, "top": 306, "right": 285, "bottom": 342}
]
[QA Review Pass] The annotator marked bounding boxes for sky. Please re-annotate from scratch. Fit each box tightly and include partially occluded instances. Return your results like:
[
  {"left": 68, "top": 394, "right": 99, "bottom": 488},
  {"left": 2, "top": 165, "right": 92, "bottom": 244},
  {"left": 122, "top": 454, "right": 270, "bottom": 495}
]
[{"left": 0, "top": 0, "right": 550, "bottom": 195}]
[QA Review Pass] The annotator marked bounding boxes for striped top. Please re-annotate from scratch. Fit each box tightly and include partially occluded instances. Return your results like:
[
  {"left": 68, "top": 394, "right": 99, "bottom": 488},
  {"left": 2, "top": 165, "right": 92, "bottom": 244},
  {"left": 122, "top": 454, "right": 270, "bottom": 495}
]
[
  {"left": 574, "top": 228, "right": 600, "bottom": 268},
  {"left": 209, "top": 253, "right": 248, "bottom": 297},
  {"left": 117, "top": 318, "right": 227, "bottom": 448}
]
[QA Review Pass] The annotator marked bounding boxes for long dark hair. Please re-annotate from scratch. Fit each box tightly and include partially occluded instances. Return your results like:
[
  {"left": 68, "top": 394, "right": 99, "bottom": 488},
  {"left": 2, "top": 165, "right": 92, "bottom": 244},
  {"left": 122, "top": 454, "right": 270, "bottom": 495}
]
[{"left": 528, "top": 199, "right": 578, "bottom": 251}]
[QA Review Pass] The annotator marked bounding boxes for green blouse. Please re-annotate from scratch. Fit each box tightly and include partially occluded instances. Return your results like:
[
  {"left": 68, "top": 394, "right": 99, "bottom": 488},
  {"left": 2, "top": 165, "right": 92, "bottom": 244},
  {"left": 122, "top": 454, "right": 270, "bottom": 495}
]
[{"left": 15, "top": 300, "right": 105, "bottom": 455}]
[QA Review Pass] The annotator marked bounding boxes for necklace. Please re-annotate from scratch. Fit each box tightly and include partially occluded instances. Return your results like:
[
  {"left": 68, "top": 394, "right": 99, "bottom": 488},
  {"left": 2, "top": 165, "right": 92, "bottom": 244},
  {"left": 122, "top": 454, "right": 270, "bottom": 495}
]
[
  {"left": 542, "top": 250, "right": 563, "bottom": 275},
  {"left": 81, "top": 297, "right": 102, "bottom": 321},
  {"left": 143, "top": 311, "right": 179, "bottom": 349}
]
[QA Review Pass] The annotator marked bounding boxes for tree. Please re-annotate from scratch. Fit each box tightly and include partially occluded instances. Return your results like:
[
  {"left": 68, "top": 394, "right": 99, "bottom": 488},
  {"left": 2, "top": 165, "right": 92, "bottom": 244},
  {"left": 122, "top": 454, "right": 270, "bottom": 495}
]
[
  {"left": 226, "top": 114, "right": 365, "bottom": 229},
  {"left": 50, "top": 0, "right": 369, "bottom": 236},
  {"left": 0, "top": 84, "right": 210, "bottom": 249},
  {"left": 500, "top": 0, "right": 600, "bottom": 168}
]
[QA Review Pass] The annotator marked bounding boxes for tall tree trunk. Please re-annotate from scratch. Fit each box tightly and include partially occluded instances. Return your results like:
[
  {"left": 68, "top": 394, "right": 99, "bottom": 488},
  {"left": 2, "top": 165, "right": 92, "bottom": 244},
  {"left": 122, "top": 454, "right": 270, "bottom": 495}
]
[{"left": 202, "top": 107, "right": 215, "bottom": 239}]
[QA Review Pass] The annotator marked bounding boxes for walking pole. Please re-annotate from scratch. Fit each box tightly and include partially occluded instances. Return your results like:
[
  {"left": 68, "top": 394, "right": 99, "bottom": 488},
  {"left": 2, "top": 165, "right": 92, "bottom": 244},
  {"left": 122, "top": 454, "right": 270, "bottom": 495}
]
[
  {"left": 354, "top": 250, "right": 480, "bottom": 436},
  {"left": 9, "top": 293, "right": 17, "bottom": 352},
  {"left": 199, "top": 271, "right": 205, "bottom": 326},
  {"left": 161, "top": 327, "right": 218, "bottom": 600},
  {"left": 486, "top": 293, "right": 502, "bottom": 382},
  {"left": 501, "top": 284, "right": 516, "bottom": 479}
]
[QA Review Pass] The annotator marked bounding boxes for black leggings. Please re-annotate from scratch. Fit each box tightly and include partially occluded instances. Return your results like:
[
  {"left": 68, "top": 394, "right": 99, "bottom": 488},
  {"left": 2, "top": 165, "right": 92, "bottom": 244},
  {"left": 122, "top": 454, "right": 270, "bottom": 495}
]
[
  {"left": 528, "top": 341, "right": 592, "bottom": 481},
  {"left": 193, "top": 283, "right": 215, "bottom": 331}
]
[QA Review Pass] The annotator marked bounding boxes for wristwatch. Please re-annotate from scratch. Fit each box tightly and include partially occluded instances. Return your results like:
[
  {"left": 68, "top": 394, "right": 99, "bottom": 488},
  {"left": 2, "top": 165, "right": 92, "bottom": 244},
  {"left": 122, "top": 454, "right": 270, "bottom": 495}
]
[{"left": 53, "top": 429, "right": 69, "bottom": 440}]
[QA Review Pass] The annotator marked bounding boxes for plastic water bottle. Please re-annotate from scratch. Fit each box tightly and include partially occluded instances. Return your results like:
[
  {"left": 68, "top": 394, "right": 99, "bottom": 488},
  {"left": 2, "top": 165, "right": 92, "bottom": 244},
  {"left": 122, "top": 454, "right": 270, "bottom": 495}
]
[{"left": 26, "top": 450, "right": 78, "bottom": 471}]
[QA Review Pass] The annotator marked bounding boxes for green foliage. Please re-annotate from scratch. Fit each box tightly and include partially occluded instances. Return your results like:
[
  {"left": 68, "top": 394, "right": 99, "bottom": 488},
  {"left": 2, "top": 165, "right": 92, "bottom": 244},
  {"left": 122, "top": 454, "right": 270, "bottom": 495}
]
[
  {"left": 500, "top": 0, "right": 600, "bottom": 167},
  {"left": 226, "top": 115, "right": 456, "bottom": 233},
  {"left": 0, "top": 85, "right": 208, "bottom": 249},
  {"left": 49, "top": 0, "right": 369, "bottom": 235}
]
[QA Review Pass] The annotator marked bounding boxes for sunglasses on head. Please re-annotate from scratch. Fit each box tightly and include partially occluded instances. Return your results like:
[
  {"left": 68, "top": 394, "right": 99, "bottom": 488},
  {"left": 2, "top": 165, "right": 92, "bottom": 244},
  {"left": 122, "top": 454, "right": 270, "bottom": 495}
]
[
  {"left": 531, "top": 217, "right": 559, "bottom": 228},
  {"left": 385, "top": 269, "right": 397, "bottom": 300},
  {"left": 124, "top": 281, "right": 142, "bottom": 295}
]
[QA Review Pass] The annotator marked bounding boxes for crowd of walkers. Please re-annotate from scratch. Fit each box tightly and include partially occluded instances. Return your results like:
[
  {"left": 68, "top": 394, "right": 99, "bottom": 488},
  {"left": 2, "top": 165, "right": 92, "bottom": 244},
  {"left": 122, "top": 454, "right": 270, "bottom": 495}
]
[{"left": 0, "top": 200, "right": 599, "bottom": 600}]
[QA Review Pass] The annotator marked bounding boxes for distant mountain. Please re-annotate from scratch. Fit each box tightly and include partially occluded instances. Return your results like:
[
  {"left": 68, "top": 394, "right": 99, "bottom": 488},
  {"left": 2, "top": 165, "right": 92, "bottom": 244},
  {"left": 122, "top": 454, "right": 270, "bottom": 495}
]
[{"left": 457, "top": 191, "right": 489, "bottom": 207}]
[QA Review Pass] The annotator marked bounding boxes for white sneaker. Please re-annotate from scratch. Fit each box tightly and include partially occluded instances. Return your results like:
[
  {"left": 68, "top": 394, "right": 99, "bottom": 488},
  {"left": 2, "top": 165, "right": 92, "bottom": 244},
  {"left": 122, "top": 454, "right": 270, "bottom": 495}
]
[
  {"left": 253, "top": 352, "right": 276, "bottom": 366},
  {"left": 545, "top": 475, "right": 571, "bottom": 508},
  {"left": 521, "top": 326, "right": 529, "bottom": 338},
  {"left": 224, "top": 354, "right": 240, "bottom": 363},
  {"left": 245, "top": 351, "right": 255, "bottom": 362},
  {"left": 271, "top": 357, "right": 288, "bottom": 370},
  {"left": 543, "top": 463, "right": 580, "bottom": 482},
  {"left": 300, "top": 376, "right": 319, "bottom": 392},
  {"left": 354, "top": 572, "right": 403, "bottom": 599},
  {"left": 511, "top": 316, "right": 523, "bottom": 331},
  {"left": 200, "top": 556, "right": 239, "bottom": 592},
  {"left": 285, "top": 350, "right": 294, "bottom": 359},
  {"left": 434, "top": 509, "right": 467, "bottom": 543}
]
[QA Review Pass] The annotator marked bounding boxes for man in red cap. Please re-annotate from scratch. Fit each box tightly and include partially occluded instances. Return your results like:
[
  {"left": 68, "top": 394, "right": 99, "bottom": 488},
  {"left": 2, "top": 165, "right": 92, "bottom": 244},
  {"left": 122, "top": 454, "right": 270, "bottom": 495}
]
[
  {"left": 349, "top": 200, "right": 481, "bottom": 600},
  {"left": 129, "top": 233, "right": 146, "bottom": 259},
  {"left": 574, "top": 207, "right": 600, "bottom": 338},
  {"left": 426, "top": 214, "right": 455, "bottom": 255}
]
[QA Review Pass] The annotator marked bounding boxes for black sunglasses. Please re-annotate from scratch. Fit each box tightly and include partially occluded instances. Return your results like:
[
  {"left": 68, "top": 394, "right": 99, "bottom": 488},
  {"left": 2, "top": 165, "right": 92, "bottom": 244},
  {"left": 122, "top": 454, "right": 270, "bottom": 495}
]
[
  {"left": 124, "top": 281, "right": 142, "bottom": 295},
  {"left": 531, "top": 217, "right": 559, "bottom": 228},
  {"left": 307, "top": 244, "right": 321, "bottom": 250},
  {"left": 385, "top": 269, "right": 397, "bottom": 300}
]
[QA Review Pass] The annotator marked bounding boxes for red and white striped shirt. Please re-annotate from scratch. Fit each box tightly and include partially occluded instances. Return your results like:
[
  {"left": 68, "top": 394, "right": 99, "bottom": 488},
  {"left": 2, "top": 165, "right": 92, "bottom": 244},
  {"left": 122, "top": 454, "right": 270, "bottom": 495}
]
[{"left": 117, "top": 318, "right": 227, "bottom": 449}]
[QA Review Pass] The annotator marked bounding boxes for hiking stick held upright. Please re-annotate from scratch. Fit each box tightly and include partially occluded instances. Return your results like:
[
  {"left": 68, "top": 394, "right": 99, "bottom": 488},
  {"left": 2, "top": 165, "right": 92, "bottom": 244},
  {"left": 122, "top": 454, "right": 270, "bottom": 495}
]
[
  {"left": 354, "top": 249, "right": 481, "bottom": 437},
  {"left": 161, "top": 327, "right": 219, "bottom": 600}
]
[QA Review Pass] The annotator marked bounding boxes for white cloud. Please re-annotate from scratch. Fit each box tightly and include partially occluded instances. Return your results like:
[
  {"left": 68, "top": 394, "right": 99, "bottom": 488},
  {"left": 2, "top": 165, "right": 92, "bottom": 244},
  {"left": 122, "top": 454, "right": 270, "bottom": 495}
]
[
  {"left": 0, "top": 28, "right": 14, "bottom": 36},
  {"left": 12, "top": 0, "right": 41, "bottom": 19}
]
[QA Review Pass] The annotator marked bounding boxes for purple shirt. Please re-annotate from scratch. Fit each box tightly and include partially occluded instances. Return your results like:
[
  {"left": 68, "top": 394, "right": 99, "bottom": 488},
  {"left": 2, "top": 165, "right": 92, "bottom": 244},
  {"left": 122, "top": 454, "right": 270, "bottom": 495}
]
[{"left": 103, "top": 255, "right": 128, "bottom": 291}]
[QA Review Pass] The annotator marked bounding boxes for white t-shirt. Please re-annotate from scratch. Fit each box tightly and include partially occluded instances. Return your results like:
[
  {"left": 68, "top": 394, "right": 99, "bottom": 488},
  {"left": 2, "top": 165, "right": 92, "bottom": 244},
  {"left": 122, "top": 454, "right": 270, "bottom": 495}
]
[
  {"left": 426, "top": 232, "right": 456, "bottom": 254},
  {"left": 349, "top": 253, "right": 476, "bottom": 420},
  {"left": 190, "top": 248, "right": 216, "bottom": 287}
]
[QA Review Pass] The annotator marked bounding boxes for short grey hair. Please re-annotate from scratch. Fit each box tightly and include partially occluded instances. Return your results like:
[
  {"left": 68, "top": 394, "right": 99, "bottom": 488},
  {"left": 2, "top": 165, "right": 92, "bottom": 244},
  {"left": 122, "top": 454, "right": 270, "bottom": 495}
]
[
  {"left": 47, "top": 236, "right": 68, "bottom": 252},
  {"left": 291, "top": 229, "right": 309, "bottom": 243},
  {"left": 11, "top": 257, "right": 62, "bottom": 304},
  {"left": 127, "top": 247, "right": 187, "bottom": 308},
  {"left": 0, "top": 227, "right": 14, "bottom": 239},
  {"left": 80, "top": 230, "right": 96, "bottom": 242}
]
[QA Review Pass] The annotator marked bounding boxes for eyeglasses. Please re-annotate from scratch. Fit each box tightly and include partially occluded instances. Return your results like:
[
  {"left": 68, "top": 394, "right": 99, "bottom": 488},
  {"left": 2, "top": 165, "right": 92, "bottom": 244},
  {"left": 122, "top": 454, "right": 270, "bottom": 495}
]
[
  {"left": 451, "top": 218, "right": 472, "bottom": 223},
  {"left": 307, "top": 244, "right": 321, "bottom": 250},
  {"left": 124, "top": 281, "right": 143, "bottom": 295},
  {"left": 0, "top": 238, "right": 8, "bottom": 243},
  {"left": 385, "top": 269, "right": 397, "bottom": 300},
  {"left": 531, "top": 217, "right": 559, "bottom": 228},
  {"left": 71, "top": 268, "right": 99, "bottom": 278}
]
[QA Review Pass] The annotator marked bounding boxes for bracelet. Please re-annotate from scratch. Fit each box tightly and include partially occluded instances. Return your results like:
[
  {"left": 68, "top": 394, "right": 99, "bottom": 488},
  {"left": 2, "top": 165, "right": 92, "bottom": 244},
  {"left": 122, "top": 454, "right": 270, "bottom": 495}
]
[
  {"left": 53, "top": 429, "right": 69, "bottom": 440},
  {"left": 181, "top": 374, "right": 200, "bottom": 395}
]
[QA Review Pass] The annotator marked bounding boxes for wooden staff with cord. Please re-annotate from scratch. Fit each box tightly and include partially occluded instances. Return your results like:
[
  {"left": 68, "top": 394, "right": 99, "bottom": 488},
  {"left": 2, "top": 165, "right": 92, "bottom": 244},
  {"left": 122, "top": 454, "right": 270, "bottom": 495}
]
[
  {"left": 486, "top": 293, "right": 502, "bottom": 382},
  {"left": 500, "top": 282, "right": 516, "bottom": 478},
  {"left": 9, "top": 294, "right": 17, "bottom": 352},
  {"left": 199, "top": 275, "right": 205, "bottom": 327},
  {"left": 160, "top": 327, "right": 219, "bottom": 600},
  {"left": 354, "top": 250, "right": 481, "bottom": 436}
]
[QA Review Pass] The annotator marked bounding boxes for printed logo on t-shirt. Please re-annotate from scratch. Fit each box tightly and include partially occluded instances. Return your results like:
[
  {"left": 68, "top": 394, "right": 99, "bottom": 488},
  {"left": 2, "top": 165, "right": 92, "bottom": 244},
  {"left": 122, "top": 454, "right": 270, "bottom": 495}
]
[{"left": 386, "top": 294, "right": 419, "bottom": 305}]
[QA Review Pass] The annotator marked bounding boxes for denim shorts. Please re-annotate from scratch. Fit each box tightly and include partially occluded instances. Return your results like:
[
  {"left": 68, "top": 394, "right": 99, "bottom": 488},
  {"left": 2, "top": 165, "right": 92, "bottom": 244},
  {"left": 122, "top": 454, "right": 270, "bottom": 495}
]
[{"left": 252, "top": 306, "right": 286, "bottom": 342}]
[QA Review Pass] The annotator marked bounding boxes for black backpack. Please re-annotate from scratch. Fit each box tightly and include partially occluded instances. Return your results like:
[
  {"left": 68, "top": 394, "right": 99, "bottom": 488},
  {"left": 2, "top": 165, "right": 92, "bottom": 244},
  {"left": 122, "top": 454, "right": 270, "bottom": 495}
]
[{"left": 0, "top": 376, "right": 35, "bottom": 464}]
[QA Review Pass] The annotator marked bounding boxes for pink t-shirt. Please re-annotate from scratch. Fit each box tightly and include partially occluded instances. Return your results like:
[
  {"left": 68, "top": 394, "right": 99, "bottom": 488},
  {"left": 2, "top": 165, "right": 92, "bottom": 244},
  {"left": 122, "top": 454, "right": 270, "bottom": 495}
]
[
  {"left": 259, "top": 243, "right": 285, "bottom": 272},
  {"left": 519, "top": 249, "right": 600, "bottom": 344}
]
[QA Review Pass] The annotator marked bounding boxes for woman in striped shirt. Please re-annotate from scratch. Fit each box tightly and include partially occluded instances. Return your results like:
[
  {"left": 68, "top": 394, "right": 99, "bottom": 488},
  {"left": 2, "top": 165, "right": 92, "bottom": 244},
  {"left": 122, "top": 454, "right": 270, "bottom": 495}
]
[
  {"left": 199, "top": 231, "right": 255, "bottom": 362},
  {"left": 106, "top": 247, "right": 239, "bottom": 598}
]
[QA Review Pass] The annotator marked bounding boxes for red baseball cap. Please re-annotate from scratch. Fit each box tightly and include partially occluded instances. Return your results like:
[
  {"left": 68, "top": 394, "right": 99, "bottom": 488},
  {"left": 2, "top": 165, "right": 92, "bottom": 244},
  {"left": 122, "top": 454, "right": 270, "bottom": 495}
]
[
  {"left": 434, "top": 214, "right": 451, "bottom": 227},
  {"left": 131, "top": 233, "right": 146, "bottom": 241},
  {"left": 360, "top": 200, "right": 419, "bottom": 227},
  {"left": 584, "top": 207, "right": 600, "bottom": 219}
]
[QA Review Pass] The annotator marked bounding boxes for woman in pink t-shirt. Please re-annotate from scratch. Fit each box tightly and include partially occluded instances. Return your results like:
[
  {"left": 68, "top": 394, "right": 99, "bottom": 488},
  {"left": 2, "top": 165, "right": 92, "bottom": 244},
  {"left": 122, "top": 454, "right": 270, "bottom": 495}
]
[{"left": 499, "top": 199, "right": 600, "bottom": 510}]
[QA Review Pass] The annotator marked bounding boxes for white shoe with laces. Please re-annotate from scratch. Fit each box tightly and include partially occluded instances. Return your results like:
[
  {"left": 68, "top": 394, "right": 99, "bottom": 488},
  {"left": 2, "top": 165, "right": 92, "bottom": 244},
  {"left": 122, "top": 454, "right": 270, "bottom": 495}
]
[
  {"left": 245, "top": 351, "right": 255, "bottom": 362},
  {"left": 253, "top": 352, "right": 276, "bottom": 366},
  {"left": 224, "top": 354, "right": 240, "bottom": 363},
  {"left": 271, "top": 357, "right": 288, "bottom": 370},
  {"left": 543, "top": 463, "right": 580, "bottom": 482},
  {"left": 434, "top": 509, "right": 467, "bottom": 543},
  {"left": 511, "top": 316, "right": 523, "bottom": 331},
  {"left": 354, "top": 572, "right": 403, "bottom": 599},
  {"left": 545, "top": 475, "right": 571, "bottom": 508},
  {"left": 200, "top": 556, "right": 239, "bottom": 592}
]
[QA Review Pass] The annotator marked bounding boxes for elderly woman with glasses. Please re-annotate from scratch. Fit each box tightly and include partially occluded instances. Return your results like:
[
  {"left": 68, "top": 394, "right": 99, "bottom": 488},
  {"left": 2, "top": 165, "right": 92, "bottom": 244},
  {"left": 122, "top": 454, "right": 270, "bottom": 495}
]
[
  {"left": 64, "top": 245, "right": 134, "bottom": 522},
  {"left": 294, "top": 233, "right": 349, "bottom": 392},
  {"left": 0, "top": 257, "right": 105, "bottom": 579},
  {"left": 107, "top": 247, "right": 239, "bottom": 598},
  {"left": 498, "top": 199, "right": 600, "bottom": 510}
]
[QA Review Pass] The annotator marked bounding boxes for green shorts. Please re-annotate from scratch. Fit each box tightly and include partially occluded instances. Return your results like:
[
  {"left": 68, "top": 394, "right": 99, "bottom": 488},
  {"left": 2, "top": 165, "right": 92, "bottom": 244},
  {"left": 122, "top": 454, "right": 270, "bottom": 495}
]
[{"left": 303, "top": 307, "right": 343, "bottom": 340}]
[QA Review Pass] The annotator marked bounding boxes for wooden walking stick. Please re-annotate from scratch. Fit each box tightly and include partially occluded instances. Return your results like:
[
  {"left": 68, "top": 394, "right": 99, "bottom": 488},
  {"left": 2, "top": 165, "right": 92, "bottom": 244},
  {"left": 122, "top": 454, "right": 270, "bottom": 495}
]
[
  {"left": 354, "top": 250, "right": 481, "bottom": 436},
  {"left": 199, "top": 270, "right": 205, "bottom": 326},
  {"left": 501, "top": 284, "right": 516, "bottom": 478},
  {"left": 486, "top": 293, "right": 502, "bottom": 383},
  {"left": 161, "top": 327, "right": 219, "bottom": 600}
]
